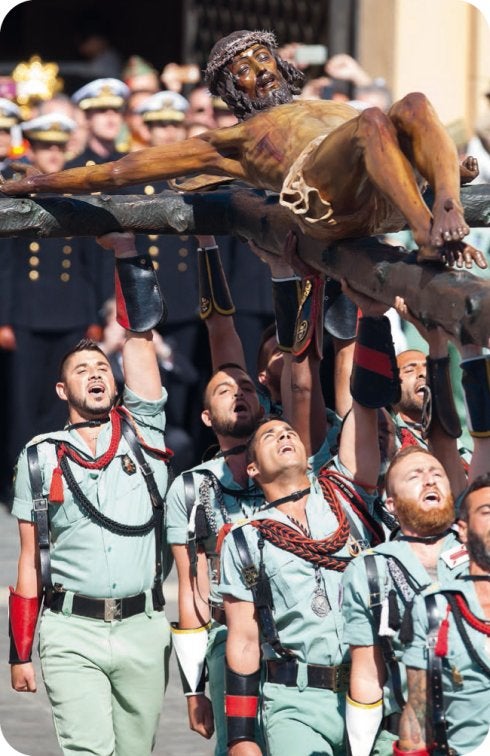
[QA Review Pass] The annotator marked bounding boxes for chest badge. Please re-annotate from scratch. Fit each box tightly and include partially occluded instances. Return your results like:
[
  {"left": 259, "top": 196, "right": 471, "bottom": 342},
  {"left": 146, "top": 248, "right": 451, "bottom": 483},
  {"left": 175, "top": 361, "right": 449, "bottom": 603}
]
[{"left": 121, "top": 454, "right": 137, "bottom": 475}]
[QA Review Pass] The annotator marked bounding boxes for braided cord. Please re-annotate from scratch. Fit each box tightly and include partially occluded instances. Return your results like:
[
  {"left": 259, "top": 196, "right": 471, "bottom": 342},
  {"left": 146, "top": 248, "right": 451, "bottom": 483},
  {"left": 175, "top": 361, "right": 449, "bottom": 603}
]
[
  {"left": 60, "top": 455, "right": 155, "bottom": 535},
  {"left": 254, "top": 473, "right": 351, "bottom": 570},
  {"left": 59, "top": 408, "right": 122, "bottom": 469}
]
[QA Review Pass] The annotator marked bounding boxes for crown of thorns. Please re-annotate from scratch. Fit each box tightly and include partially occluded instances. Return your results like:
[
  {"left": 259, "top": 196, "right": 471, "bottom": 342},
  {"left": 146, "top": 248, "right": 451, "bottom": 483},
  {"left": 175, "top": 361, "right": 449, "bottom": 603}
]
[{"left": 204, "top": 30, "right": 278, "bottom": 92}]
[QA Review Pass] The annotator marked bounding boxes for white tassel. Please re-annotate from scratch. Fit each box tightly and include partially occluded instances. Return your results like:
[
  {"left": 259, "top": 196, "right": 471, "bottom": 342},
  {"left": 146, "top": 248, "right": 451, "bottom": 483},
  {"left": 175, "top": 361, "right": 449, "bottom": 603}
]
[{"left": 379, "top": 596, "right": 396, "bottom": 637}]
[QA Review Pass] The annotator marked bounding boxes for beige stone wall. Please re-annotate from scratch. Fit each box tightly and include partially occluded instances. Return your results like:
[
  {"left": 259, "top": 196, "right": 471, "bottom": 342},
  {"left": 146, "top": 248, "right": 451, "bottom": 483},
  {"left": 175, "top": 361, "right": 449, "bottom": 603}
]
[{"left": 357, "top": 0, "right": 490, "bottom": 143}]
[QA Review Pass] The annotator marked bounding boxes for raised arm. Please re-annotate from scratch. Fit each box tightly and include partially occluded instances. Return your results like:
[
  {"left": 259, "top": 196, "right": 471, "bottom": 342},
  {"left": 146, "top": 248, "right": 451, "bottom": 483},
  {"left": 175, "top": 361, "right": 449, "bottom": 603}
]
[
  {"left": 195, "top": 234, "right": 247, "bottom": 371},
  {"left": 458, "top": 343, "right": 490, "bottom": 482},
  {"left": 259, "top": 232, "right": 327, "bottom": 457},
  {"left": 338, "top": 281, "right": 398, "bottom": 489},
  {"left": 394, "top": 296, "right": 466, "bottom": 497},
  {"left": 96, "top": 232, "right": 163, "bottom": 400}
]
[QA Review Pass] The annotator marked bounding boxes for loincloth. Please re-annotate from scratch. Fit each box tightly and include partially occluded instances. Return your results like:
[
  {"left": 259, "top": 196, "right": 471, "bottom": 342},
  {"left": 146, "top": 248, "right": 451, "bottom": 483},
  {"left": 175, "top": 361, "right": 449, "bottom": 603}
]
[
  {"left": 279, "top": 134, "right": 418, "bottom": 239},
  {"left": 279, "top": 135, "right": 337, "bottom": 235}
]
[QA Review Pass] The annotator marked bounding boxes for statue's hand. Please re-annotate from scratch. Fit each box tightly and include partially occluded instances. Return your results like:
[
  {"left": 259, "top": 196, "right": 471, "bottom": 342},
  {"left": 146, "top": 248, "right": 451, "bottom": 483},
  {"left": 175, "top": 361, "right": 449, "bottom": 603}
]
[
  {"left": 460, "top": 155, "right": 479, "bottom": 185},
  {"left": 0, "top": 175, "right": 31, "bottom": 197},
  {"left": 442, "top": 240, "right": 488, "bottom": 270},
  {"left": 0, "top": 163, "right": 42, "bottom": 196}
]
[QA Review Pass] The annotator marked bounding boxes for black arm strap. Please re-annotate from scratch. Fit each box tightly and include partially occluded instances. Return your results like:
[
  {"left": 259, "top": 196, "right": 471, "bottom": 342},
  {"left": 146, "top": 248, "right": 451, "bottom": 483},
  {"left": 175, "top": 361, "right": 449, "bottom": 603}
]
[
  {"left": 232, "top": 526, "right": 292, "bottom": 660},
  {"left": 364, "top": 554, "right": 405, "bottom": 711},
  {"left": 27, "top": 445, "right": 53, "bottom": 600},
  {"left": 120, "top": 415, "right": 166, "bottom": 608},
  {"left": 183, "top": 471, "right": 199, "bottom": 577},
  {"left": 424, "top": 594, "right": 450, "bottom": 755}
]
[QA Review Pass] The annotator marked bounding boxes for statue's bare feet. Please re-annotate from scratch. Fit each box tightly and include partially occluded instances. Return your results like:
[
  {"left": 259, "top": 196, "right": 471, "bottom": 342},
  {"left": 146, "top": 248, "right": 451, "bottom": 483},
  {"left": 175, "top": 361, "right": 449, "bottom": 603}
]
[{"left": 430, "top": 197, "right": 469, "bottom": 248}]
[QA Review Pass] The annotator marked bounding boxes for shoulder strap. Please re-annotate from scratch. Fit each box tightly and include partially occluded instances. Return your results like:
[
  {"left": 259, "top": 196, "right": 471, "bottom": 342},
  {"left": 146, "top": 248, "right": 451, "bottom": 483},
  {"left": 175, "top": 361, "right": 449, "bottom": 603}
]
[
  {"left": 182, "top": 471, "right": 200, "bottom": 577},
  {"left": 232, "top": 526, "right": 293, "bottom": 660},
  {"left": 120, "top": 413, "right": 166, "bottom": 607},
  {"left": 424, "top": 594, "right": 450, "bottom": 755},
  {"left": 27, "top": 444, "right": 53, "bottom": 600},
  {"left": 364, "top": 554, "right": 405, "bottom": 711}
]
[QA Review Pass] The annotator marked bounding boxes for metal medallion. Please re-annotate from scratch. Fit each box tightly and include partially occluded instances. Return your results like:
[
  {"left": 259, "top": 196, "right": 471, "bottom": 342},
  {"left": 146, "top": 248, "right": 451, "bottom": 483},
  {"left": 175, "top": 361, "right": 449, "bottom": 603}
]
[{"left": 311, "top": 587, "right": 330, "bottom": 617}]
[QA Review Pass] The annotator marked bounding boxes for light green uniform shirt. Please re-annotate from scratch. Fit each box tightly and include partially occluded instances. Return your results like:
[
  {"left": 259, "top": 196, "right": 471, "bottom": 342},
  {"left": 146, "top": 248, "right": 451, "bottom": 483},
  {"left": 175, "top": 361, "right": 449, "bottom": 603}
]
[
  {"left": 220, "top": 476, "right": 377, "bottom": 666},
  {"left": 403, "top": 575, "right": 490, "bottom": 753},
  {"left": 341, "top": 534, "right": 468, "bottom": 713},
  {"left": 11, "top": 386, "right": 169, "bottom": 599},
  {"left": 165, "top": 439, "right": 339, "bottom": 605}
]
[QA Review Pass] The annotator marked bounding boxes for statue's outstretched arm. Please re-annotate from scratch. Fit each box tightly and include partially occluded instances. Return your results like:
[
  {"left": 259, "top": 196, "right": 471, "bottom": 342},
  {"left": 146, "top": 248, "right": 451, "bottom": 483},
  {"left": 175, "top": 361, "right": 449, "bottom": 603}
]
[{"left": 0, "top": 134, "right": 241, "bottom": 197}]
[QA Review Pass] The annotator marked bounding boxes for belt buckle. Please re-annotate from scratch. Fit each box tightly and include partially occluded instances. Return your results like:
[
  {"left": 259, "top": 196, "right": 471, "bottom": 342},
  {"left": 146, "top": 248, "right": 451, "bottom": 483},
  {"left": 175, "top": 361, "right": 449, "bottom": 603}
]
[
  {"left": 333, "top": 664, "right": 350, "bottom": 693},
  {"left": 104, "top": 598, "right": 122, "bottom": 622},
  {"left": 33, "top": 496, "right": 48, "bottom": 512}
]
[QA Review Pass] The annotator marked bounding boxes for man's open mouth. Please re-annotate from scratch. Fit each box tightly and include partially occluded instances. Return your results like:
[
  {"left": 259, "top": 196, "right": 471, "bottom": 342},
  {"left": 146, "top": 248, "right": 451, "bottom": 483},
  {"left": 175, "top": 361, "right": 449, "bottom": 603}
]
[
  {"left": 422, "top": 490, "right": 441, "bottom": 504},
  {"left": 88, "top": 384, "right": 105, "bottom": 396}
]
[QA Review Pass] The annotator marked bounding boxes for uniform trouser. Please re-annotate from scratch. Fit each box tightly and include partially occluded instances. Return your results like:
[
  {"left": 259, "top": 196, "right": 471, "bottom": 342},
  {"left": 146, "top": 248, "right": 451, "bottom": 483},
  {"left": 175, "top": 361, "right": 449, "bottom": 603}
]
[
  {"left": 206, "top": 622, "right": 228, "bottom": 756},
  {"left": 39, "top": 606, "right": 171, "bottom": 756},
  {"left": 262, "top": 682, "right": 346, "bottom": 756},
  {"left": 206, "top": 622, "right": 265, "bottom": 756}
]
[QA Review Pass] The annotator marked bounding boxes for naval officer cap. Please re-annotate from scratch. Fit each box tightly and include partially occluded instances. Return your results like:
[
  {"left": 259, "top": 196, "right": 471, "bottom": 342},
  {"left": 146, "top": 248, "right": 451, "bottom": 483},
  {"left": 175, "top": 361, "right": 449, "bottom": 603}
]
[
  {"left": 21, "top": 112, "right": 77, "bottom": 143},
  {"left": 71, "top": 78, "right": 129, "bottom": 111},
  {"left": 137, "top": 90, "right": 189, "bottom": 123},
  {"left": 0, "top": 98, "right": 21, "bottom": 129}
]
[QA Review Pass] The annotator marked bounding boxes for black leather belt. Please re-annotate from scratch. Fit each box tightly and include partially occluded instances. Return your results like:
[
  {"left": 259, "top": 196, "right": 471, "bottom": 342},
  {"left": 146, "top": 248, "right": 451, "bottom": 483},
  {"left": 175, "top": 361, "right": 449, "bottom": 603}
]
[
  {"left": 210, "top": 604, "right": 227, "bottom": 625},
  {"left": 266, "top": 659, "right": 350, "bottom": 693},
  {"left": 48, "top": 591, "right": 160, "bottom": 621}
]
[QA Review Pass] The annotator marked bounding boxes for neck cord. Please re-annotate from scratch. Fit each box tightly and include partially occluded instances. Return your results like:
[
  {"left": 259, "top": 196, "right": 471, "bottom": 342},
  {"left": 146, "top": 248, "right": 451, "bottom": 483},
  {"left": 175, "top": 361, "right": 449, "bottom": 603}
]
[
  {"left": 214, "top": 443, "right": 248, "bottom": 458},
  {"left": 66, "top": 416, "right": 110, "bottom": 431},
  {"left": 399, "top": 528, "right": 451, "bottom": 544},
  {"left": 260, "top": 486, "right": 311, "bottom": 512}
]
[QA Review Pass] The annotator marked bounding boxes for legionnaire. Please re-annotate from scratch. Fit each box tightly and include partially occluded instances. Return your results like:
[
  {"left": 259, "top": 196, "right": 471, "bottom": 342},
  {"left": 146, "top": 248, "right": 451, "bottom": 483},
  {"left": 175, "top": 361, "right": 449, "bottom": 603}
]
[
  {"left": 8, "top": 232, "right": 173, "bottom": 756},
  {"left": 0, "top": 113, "right": 109, "bottom": 474},
  {"left": 68, "top": 77, "right": 129, "bottom": 167},
  {"left": 341, "top": 446, "right": 468, "bottom": 756},
  {"left": 396, "top": 345, "right": 490, "bottom": 755},
  {"left": 341, "top": 315, "right": 470, "bottom": 755},
  {"left": 166, "top": 362, "right": 265, "bottom": 755},
  {"left": 391, "top": 349, "right": 429, "bottom": 448},
  {"left": 218, "top": 286, "right": 401, "bottom": 756},
  {"left": 2, "top": 30, "right": 486, "bottom": 270}
]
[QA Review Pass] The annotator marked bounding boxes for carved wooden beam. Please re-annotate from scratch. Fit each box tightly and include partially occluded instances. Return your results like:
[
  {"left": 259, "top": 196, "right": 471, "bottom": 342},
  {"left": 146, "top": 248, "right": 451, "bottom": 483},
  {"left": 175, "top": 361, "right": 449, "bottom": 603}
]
[{"left": 0, "top": 186, "right": 489, "bottom": 345}]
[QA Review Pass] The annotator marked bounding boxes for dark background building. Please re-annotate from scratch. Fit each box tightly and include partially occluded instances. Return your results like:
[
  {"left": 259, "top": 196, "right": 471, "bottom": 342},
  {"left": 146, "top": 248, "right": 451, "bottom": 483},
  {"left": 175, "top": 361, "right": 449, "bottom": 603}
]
[{"left": 0, "top": 0, "right": 357, "bottom": 91}]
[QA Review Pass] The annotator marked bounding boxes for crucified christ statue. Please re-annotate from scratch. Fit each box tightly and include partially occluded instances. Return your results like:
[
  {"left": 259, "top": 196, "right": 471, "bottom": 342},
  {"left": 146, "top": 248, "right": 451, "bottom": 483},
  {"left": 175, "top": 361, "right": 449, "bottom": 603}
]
[{"left": 1, "top": 30, "right": 486, "bottom": 270}]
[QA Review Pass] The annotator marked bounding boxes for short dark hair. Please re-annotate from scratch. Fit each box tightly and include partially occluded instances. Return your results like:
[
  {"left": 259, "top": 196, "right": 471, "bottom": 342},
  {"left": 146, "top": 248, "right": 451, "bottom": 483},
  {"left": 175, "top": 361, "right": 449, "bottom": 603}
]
[
  {"left": 245, "top": 413, "right": 284, "bottom": 464},
  {"left": 458, "top": 473, "right": 490, "bottom": 522},
  {"left": 202, "top": 363, "right": 252, "bottom": 410},
  {"left": 58, "top": 338, "right": 108, "bottom": 381}
]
